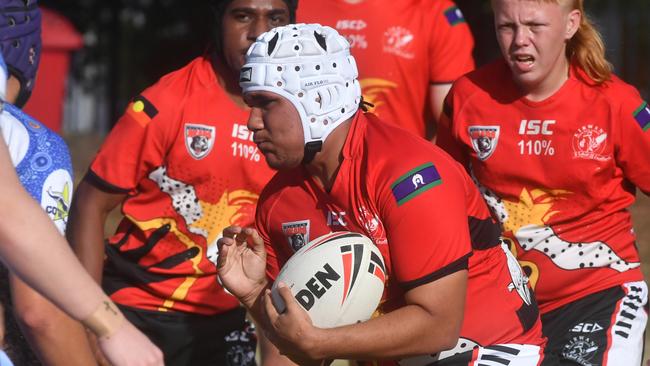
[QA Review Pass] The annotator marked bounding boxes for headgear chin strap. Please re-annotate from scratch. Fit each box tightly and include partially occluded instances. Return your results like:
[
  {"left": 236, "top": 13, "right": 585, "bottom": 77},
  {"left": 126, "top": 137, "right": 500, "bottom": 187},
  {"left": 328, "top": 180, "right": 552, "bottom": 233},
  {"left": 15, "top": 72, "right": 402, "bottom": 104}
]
[{"left": 239, "top": 23, "right": 362, "bottom": 163}]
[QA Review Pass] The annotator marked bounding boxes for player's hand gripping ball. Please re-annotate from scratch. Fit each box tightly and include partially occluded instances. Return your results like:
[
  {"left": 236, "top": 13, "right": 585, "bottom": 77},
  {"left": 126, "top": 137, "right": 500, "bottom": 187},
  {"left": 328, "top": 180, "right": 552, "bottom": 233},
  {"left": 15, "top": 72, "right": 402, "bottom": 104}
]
[{"left": 271, "top": 231, "right": 386, "bottom": 328}]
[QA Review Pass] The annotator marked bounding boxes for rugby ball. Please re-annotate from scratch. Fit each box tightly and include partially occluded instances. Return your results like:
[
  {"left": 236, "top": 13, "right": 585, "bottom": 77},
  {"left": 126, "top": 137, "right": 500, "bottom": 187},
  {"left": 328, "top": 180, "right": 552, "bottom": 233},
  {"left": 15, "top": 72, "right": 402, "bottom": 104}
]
[{"left": 271, "top": 231, "right": 386, "bottom": 328}]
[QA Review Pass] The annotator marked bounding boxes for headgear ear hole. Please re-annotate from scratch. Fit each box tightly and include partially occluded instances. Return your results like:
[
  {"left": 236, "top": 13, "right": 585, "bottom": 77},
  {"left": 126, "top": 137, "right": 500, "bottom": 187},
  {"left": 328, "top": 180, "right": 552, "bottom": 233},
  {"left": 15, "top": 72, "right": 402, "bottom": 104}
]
[
  {"left": 314, "top": 31, "right": 327, "bottom": 51},
  {"left": 268, "top": 32, "right": 280, "bottom": 55}
]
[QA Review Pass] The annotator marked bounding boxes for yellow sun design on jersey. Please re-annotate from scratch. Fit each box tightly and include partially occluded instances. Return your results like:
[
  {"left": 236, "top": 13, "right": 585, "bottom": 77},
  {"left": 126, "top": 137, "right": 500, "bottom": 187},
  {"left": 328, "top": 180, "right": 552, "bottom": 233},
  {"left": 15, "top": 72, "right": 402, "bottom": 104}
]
[
  {"left": 359, "top": 78, "right": 398, "bottom": 114},
  {"left": 502, "top": 187, "right": 570, "bottom": 234},
  {"left": 501, "top": 187, "right": 571, "bottom": 289},
  {"left": 128, "top": 188, "right": 259, "bottom": 311}
]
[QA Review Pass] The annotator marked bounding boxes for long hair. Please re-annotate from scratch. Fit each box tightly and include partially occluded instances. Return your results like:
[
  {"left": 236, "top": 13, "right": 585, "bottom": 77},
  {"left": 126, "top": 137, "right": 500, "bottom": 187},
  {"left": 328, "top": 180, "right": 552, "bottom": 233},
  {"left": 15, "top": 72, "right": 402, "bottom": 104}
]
[{"left": 554, "top": 0, "right": 612, "bottom": 83}]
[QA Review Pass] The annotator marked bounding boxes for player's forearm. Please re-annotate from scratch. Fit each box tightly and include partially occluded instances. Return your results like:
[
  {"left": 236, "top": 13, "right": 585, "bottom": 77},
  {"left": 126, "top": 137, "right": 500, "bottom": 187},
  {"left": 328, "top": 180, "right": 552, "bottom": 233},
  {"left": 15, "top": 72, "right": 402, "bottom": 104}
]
[
  {"left": 0, "top": 144, "right": 125, "bottom": 341},
  {"left": 429, "top": 83, "right": 453, "bottom": 142},
  {"left": 0, "top": 189, "right": 110, "bottom": 321},
  {"left": 66, "top": 185, "right": 110, "bottom": 282},
  {"left": 259, "top": 324, "right": 300, "bottom": 366},
  {"left": 2, "top": 242, "right": 125, "bottom": 340},
  {"left": 67, "top": 214, "right": 107, "bottom": 283},
  {"left": 240, "top": 282, "right": 271, "bottom": 326},
  {"left": 308, "top": 303, "right": 460, "bottom": 361},
  {"left": 11, "top": 275, "right": 99, "bottom": 365}
]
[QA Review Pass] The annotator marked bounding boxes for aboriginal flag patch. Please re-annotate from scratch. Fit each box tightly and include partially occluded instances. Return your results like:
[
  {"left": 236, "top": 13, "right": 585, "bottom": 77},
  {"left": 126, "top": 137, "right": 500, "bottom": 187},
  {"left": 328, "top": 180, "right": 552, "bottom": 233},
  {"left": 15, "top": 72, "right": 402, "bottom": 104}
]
[
  {"left": 444, "top": 6, "right": 466, "bottom": 26},
  {"left": 126, "top": 95, "right": 158, "bottom": 127},
  {"left": 391, "top": 162, "right": 442, "bottom": 206},
  {"left": 633, "top": 101, "right": 650, "bottom": 131}
]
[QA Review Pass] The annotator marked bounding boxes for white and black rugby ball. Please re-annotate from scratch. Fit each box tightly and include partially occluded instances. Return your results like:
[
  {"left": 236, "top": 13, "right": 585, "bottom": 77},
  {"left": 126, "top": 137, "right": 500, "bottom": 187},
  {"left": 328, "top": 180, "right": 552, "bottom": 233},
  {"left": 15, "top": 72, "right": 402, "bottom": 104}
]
[{"left": 271, "top": 231, "right": 386, "bottom": 328}]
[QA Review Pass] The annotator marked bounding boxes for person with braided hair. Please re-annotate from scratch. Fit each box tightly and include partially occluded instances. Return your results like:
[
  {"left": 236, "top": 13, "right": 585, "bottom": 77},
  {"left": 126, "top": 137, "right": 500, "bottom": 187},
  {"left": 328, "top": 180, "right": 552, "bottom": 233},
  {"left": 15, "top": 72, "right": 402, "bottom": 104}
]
[{"left": 67, "top": 0, "right": 297, "bottom": 364}]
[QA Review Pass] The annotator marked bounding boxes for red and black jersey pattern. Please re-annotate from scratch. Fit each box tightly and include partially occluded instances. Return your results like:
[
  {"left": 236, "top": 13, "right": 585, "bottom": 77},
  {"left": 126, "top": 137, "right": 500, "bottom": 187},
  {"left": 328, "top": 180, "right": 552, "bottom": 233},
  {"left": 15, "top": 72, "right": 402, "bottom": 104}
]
[
  {"left": 90, "top": 57, "right": 275, "bottom": 315},
  {"left": 258, "top": 112, "right": 544, "bottom": 351},
  {"left": 438, "top": 59, "right": 649, "bottom": 314}
]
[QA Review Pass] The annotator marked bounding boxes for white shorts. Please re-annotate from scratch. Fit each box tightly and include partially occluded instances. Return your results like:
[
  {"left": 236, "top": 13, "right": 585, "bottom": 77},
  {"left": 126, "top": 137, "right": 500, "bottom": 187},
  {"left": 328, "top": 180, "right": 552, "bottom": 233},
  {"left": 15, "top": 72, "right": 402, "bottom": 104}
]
[{"left": 399, "top": 343, "right": 544, "bottom": 366}]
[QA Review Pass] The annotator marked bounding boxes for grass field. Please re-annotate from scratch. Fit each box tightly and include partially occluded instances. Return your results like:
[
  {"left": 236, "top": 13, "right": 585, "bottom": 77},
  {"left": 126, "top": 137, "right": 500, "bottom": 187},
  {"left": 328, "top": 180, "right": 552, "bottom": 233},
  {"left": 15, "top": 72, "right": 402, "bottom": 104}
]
[{"left": 66, "top": 133, "right": 650, "bottom": 366}]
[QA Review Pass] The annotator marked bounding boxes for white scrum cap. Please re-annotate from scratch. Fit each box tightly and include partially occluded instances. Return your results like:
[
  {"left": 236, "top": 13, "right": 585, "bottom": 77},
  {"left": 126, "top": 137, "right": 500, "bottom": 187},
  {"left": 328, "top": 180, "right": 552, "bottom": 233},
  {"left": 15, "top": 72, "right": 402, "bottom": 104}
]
[{"left": 240, "top": 23, "right": 362, "bottom": 150}]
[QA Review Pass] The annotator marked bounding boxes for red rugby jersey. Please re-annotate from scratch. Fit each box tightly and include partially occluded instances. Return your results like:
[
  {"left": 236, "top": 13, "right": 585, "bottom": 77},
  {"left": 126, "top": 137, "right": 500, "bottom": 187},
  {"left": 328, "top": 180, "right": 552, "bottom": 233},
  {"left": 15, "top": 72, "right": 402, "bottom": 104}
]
[
  {"left": 89, "top": 56, "right": 276, "bottom": 315},
  {"left": 437, "top": 59, "right": 650, "bottom": 314},
  {"left": 298, "top": 0, "right": 475, "bottom": 138},
  {"left": 257, "top": 112, "right": 544, "bottom": 360}
]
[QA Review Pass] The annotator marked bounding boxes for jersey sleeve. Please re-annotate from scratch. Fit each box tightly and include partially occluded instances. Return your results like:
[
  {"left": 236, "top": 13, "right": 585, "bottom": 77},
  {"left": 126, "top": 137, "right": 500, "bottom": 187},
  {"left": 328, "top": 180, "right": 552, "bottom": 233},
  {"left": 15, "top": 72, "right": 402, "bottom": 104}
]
[
  {"left": 435, "top": 83, "right": 470, "bottom": 168},
  {"left": 2, "top": 106, "right": 74, "bottom": 235},
  {"left": 427, "top": 0, "right": 475, "bottom": 84},
  {"left": 377, "top": 155, "right": 472, "bottom": 288},
  {"left": 0, "top": 110, "right": 27, "bottom": 167},
  {"left": 612, "top": 81, "right": 650, "bottom": 195},
  {"left": 255, "top": 183, "right": 283, "bottom": 282},
  {"left": 89, "top": 88, "right": 177, "bottom": 192}
]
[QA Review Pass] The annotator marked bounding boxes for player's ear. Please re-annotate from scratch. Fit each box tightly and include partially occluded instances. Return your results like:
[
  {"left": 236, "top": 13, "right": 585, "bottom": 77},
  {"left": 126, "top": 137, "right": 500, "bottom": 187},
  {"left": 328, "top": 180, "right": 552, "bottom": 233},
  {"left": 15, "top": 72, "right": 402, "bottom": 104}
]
[{"left": 565, "top": 8, "right": 581, "bottom": 40}]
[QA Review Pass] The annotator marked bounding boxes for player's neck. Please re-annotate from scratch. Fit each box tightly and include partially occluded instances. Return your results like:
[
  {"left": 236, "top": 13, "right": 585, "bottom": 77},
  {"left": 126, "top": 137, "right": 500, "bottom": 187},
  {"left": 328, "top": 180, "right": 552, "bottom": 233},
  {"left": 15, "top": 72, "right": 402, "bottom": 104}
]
[
  {"left": 211, "top": 53, "right": 247, "bottom": 109},
  {"left": 6, "top": 76, "right": 21, "bottom": 105},
  {"left": 520, "top": 58, "right": 571, "bottom": 102},
  {"left": 305, "top": 120, "right": 352, "bottom": 192}
]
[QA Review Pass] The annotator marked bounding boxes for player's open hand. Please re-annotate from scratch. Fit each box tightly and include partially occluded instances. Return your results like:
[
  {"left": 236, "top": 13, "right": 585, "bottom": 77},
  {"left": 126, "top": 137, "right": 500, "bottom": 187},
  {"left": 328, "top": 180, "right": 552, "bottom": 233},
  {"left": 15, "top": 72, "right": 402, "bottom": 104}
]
[
  {"left": 98, "top": 321, "right": 163, "bottom": 366},
  {"left": 217, "top": 226, "right": 268, "bottom": 307},
  {"left": 263, "top": 283, "right": 324, "bottom": 363}
]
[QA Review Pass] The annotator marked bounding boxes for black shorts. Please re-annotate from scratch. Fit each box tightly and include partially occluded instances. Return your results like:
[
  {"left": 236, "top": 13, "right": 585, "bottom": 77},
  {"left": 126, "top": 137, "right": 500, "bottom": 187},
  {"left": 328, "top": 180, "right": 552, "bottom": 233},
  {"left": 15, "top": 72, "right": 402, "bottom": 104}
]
[
  {"left": 118, "top": 305, "right": 257, "bottom": 366},
  {"left": 540, "top": 281, "right": 648, "bottom": 366}
]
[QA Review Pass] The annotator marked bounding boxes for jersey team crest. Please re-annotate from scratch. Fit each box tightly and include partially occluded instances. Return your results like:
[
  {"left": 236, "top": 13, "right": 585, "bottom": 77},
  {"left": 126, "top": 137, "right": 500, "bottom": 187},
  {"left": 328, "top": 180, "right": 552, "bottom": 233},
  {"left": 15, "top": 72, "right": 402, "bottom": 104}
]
[
  {"left": 184, "top": 123, "right": 216, "bottom": 160},
  {"left": 382, "top": 26, "right": 415, "bottom": 59},
  {"left": 468, "top": 125, "right": 500, "bottom": 160},
  {"left": 282, "top": 220, "right": 310, "bottom": 252},
  {"left": 572, "top": 125, "right": 611, "bottom": 162}
]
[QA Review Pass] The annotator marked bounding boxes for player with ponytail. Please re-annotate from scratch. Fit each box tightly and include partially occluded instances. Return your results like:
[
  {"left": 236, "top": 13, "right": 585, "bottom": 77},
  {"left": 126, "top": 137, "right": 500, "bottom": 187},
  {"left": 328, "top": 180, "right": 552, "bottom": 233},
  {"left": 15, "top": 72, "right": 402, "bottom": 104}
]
[
  {"left": 437, "top": 0, "right": 650, "bottom": 364},
  {"left": 564, "top": 0, "right": 611, "bottom": 83}
]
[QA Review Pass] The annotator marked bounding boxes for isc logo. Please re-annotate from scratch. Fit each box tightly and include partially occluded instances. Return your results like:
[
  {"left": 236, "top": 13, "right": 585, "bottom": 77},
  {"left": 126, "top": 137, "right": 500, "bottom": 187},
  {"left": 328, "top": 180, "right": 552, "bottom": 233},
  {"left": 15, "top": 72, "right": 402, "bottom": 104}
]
[
  {"left": 231, "top": 123, "right": 254, "bottom": 141},
  {"left": 295, "top": 263, "right": 340, "bottom": 310},
  {"left": 336, "top": 19, "right": 367, "bottom": 30},
  {"left": 519, "top": 119, "right": 555, "bottom": 135}
]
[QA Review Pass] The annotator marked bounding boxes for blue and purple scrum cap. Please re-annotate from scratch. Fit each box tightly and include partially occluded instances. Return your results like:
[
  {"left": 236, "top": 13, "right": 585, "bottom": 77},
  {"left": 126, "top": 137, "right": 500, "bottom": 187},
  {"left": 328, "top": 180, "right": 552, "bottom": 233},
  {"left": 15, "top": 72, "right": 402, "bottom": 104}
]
[{"left": 0, "top": 0, "right": 41, "bottom": 107}]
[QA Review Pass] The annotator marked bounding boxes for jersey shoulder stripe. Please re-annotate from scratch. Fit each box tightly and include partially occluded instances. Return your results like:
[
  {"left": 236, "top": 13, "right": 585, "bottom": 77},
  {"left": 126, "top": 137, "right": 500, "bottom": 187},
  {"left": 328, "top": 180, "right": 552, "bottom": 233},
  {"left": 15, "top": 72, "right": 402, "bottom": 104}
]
[
  {"left": 390, "top": 162, "right": 442, "bottom": 206},
  {"left": 633, "top": 101, "right": 650, "bottom": 131}
]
